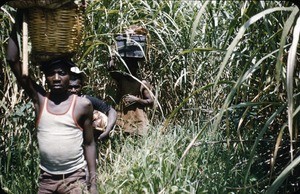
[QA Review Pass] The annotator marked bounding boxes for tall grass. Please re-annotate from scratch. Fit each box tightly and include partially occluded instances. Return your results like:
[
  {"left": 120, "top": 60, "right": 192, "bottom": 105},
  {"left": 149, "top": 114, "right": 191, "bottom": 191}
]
[{"left": 0, "top": 0, "right": 299, "bottom": 193}]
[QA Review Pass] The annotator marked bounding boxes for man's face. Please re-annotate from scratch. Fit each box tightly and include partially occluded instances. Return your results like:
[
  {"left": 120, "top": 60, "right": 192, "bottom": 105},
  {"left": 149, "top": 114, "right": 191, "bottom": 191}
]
[
  {"left": 69, "top": 79, "right": 82, "bottom": 95},
  {"left": 44, "top": 64, "right": 70, "bottom": 94}
]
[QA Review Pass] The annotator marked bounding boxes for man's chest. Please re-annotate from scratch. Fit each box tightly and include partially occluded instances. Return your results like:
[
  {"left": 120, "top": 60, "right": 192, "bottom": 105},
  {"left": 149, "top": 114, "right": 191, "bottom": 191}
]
[{"left": 119, "top": 80, "right": 141, "bottom": 95}]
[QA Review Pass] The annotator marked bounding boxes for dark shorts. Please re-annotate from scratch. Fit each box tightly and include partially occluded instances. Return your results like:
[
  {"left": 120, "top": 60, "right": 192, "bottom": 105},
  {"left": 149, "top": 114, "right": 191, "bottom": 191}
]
[{"left": 38, "top": 168, "right": 88, "bottom": 194}]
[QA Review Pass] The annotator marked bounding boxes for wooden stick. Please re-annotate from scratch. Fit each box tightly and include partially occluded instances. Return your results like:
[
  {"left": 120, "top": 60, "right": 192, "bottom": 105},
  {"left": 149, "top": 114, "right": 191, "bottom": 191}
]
[{"left": 22, "top": 12, "right": 28, "bottom": 76}]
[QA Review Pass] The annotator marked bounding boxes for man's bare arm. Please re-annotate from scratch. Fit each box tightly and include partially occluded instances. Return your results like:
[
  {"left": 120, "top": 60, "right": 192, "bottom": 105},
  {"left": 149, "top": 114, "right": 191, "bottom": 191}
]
[
  {"left": 99, "top": 107, "right": 117, "bottom": 141},
  {"left": 141, "top": 80, "right": 154, "bottom": 106},
  {"left": 6, "top": 17, "right": 45, "bottom": 110},
  {"left": 82, "top": 99, "right": 98, "bottom": 193},
  {"left": 122, "top": 80, "right": 154, "bottom": 107}
]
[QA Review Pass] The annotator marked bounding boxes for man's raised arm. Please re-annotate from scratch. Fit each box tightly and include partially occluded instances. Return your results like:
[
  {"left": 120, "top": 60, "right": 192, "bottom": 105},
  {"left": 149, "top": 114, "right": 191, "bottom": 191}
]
[{"left": 6, "top": 15, "right": 44, "bottom": 105}]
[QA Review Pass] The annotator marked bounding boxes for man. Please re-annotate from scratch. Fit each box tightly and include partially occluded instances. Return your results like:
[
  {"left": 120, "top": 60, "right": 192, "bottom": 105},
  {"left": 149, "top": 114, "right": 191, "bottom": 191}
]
[
  {"left": 6, "top": 23, "right": 98, "bottom": 194},
  {"left": 107, "top": 26, "right": 154, "bottom": 136},
  {"left": 108, "top": 57, "right": 154, "bottom": 136},
  {"left": 69, "top": 67, "right": 117, "bottom": 141}
]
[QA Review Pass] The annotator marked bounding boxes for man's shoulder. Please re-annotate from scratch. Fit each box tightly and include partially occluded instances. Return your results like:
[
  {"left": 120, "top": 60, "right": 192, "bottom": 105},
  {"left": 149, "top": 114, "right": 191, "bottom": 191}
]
[
  {"left": 85, "top": 95, "right": 104, "bottom": 104},
  {"left": 73, "top": 95, "right": 93, "bottom": 117},
  {"left": 84, "top": 95, "right": 95, "bottom": 100},
  {"left": 141, "top": 80, "right": 151, "bottom": 89},
  {"left": 76, "top": 95, "right": 93, "bottom": 108}
]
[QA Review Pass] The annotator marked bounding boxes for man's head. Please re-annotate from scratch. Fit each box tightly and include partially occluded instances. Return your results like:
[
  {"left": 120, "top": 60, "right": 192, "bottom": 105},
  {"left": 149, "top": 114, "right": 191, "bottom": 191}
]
[
  {"left": 40, "top": 59, "right": 75, "bottom": 94},
  {"left": 69, "top": 67, "right": 84, "bottom": 95},
  {"left": 40, "top": 59, "right": 75, "bottom": 73}
]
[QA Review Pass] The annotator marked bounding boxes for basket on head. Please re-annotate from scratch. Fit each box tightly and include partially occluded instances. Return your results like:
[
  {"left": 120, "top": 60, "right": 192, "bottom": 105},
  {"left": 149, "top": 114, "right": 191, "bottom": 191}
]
[
  {"left": 7, "top": 0, "right": 72, "bottom": 9},
  {"left": 115, "top": 34, "right": 147, "bottom": 59},
  {"left": 115, "top": 25, "right": 149, "bottom": 60},
  {"left": 27, "top": 1, "right": 84, "bottom": 62}
]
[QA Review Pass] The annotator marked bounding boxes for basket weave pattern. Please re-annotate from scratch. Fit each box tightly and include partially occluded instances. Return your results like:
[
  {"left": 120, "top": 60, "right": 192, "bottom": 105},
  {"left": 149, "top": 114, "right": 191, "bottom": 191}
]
[
  {"left": 8, "top": 0, "right": 71, "bottom": 9},
  {"left": 27, "top": 5, "right": 84, "bottom": 61}
]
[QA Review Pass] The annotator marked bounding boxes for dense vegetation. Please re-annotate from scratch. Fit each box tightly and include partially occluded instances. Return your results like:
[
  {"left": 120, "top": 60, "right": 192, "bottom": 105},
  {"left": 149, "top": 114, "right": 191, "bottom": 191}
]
[{"left": 0, "top": 0, "right": 299, "bottom": 193}]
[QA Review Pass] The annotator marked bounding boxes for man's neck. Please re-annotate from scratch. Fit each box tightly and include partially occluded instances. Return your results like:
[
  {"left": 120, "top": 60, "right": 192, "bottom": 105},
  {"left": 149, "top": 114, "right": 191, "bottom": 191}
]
[{"left": 48, "top": 92, "right": 71, "bottom": 105}]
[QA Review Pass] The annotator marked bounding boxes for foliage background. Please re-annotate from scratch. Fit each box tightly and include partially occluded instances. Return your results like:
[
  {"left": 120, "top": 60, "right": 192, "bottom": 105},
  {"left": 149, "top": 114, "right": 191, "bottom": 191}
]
[{"left": 0, "top": 0, "right": 299, "bottom": 193}]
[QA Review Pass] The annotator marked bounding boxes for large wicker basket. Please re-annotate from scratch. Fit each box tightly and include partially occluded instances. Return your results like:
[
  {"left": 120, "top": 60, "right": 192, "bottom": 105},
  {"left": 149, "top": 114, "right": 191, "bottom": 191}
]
[
  {"left": 27, "top": 2, "right": 84, "bottom": 62},
  {"left": 7, "top": 0, "right": 72, "bottom": 9}
]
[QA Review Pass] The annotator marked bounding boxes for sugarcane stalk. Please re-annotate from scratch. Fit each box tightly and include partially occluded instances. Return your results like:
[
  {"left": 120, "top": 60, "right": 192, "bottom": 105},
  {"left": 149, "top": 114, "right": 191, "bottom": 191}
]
[{"left": 22, "top": 12, "right": 28, "bottom": 76}]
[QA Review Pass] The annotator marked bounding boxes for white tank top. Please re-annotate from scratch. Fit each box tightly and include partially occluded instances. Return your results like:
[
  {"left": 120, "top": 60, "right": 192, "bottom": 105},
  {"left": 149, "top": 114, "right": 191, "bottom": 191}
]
[{"left": 37, "top": 95, "right": 86, "bottom": 174}]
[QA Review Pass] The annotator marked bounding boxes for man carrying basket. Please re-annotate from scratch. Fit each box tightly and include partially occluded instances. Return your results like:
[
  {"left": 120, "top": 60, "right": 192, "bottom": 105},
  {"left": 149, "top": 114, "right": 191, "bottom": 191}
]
[
  {"left": 108, "top": 25, "right": 154, "bottom": 136},
  {"left": 6, "top": 16, "right": 98, "bottom": 194}
]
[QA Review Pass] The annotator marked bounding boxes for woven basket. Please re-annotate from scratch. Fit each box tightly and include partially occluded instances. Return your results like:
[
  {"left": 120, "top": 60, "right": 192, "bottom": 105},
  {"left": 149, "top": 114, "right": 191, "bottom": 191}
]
[
  {"left": 7, "top": 0, "right": 72, "bottom": 9},
  {"left": 27, "top": 2, "right": 84, "bottom": 62}
]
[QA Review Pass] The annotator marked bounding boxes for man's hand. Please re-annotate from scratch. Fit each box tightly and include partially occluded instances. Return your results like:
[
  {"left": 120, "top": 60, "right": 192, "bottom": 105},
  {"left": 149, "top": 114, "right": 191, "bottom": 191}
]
[
  {"left": 123, "top": 94, "right": 138, "bottom": 106},
  {"left": 89, "top": 184, "right": 98, "bottom": 194},
  {"left": 98, "top": 131, "right": 110, "bottom": 141},
  {"left": 87, "top": 171, "right": 98, "bottom": 194}
]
